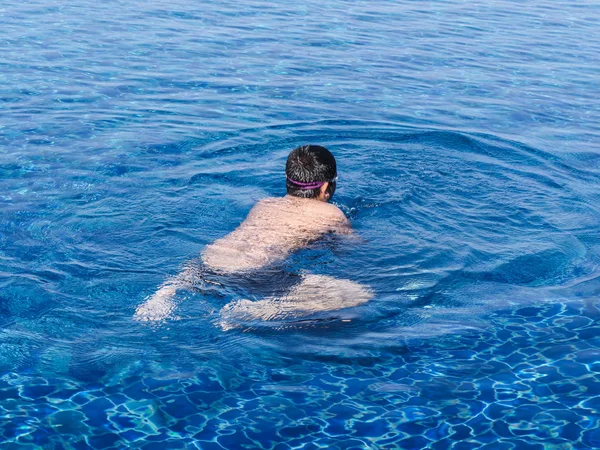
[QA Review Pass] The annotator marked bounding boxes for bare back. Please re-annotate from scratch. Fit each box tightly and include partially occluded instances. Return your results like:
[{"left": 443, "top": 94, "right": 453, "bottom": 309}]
[{"left": 202, "top": 196, "right": 350, "bottom": 273}]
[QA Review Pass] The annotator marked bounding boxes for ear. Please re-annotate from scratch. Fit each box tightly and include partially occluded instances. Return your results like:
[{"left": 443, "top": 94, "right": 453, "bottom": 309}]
[{"left": 319, "top": 182, "right": 329, "bottom": 201}]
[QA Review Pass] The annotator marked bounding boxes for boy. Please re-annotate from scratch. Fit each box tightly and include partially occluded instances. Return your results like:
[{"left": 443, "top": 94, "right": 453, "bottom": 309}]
[{"left": 134, "top": 145, "right": 372, "bottom": 324}]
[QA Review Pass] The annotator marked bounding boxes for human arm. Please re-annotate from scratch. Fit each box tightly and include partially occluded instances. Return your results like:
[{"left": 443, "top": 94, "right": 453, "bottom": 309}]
[{"left": 331, "top": 208, "right": 367, "bottom": 245}]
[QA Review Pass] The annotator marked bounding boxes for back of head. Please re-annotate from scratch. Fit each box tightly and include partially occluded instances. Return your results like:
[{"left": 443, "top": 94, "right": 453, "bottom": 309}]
[{"left": 285, "top": 145, "right": 337, "bottom": 199}]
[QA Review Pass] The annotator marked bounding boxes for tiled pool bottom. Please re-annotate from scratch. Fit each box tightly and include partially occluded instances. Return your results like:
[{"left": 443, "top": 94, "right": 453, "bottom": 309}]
[{"left": 1, "top": 298, "right": 598, "bottom": 450}]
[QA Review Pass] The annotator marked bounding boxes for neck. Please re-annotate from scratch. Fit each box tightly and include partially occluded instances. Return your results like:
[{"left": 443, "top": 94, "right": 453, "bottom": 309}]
[{"left": 284, "top": 194, "right": 325, "bottom": 202}]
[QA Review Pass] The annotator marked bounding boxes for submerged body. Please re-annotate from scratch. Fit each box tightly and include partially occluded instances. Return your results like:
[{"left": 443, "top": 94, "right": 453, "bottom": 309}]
[
  {"left": 134, "top": 144, "right": 373, "bottom": 324},
  {"left": 134, "top": 195, "right": 366, "bottom": 323}
]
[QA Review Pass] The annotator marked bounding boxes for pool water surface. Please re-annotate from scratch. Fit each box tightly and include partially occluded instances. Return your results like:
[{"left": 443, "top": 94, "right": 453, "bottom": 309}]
[{"left": 1, "top": 1, "right": 599, "bottom": 449}]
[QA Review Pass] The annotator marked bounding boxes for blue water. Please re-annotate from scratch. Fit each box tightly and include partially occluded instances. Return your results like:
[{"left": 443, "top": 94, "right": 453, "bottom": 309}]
[{"left": 1, "top": 0, "right": 600, "bottom": 448}]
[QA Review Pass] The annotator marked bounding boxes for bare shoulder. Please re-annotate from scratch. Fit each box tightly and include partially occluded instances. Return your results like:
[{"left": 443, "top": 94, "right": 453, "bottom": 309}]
[
  {"left": 245, "top": 197, "right": 279, "bottom": 218},
  {"left": 243, "top": 197, "right": 295, "bottom": 226},
  {"left": 319, "top": 202, "right": 352, "bottom": 231},
  {"left": 320, "top": 202, "right": 347, "bottom": 219}
]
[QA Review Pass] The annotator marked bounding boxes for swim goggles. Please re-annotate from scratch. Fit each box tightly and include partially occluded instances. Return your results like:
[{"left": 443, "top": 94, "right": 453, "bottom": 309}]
[{"left": 286, "top": 175, "right": 337, "bottom": 190}]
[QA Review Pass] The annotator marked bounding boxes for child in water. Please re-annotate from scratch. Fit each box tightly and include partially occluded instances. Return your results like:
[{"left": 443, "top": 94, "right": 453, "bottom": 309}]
[{"left": 134, "top": 144, "right": 372, "bottom": 325}]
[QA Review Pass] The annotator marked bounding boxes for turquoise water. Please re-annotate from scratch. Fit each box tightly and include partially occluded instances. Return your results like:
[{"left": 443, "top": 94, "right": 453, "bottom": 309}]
[{"left": 1, "top": 0, "right": 600, "bottom": 448}]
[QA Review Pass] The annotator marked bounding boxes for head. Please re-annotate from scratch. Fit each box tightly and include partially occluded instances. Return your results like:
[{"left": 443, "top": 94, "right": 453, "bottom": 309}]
[{"left": 285, "top": 145, "right": 337, "bottom": 201}]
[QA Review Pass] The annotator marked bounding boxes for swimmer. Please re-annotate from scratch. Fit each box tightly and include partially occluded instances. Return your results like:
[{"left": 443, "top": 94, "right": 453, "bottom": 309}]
[{"left": 134, "top": 144, "right": 372, "bottom": 323}]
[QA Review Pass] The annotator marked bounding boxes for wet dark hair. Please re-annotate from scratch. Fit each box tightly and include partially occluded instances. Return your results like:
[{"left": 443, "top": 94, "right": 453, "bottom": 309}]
[{"left": 285, "top": 144, "right": 337, "bottom": 199}]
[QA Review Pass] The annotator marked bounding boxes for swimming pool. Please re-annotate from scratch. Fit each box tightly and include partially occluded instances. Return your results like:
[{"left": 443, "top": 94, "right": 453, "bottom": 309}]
[{"left": 1, "top": 0, "right": 599, "bottom": 448}]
